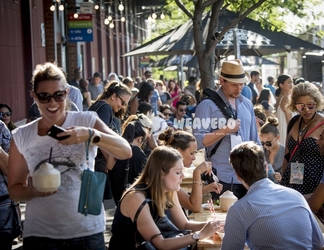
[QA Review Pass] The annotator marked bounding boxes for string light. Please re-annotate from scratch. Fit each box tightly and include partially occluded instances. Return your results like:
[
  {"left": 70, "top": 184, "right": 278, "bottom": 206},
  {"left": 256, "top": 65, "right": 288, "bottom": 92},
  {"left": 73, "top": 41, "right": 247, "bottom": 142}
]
[
  {"left": 108, "top": 14, "right": 113, "bottom": 21},
  {"left": 109, "top": 22, "right": 114, "bottom": 28},
  {"left": 50, "top": 4, "right": 55, "bottom": 11},
  {"left": 121, "top": 17, "right": 126, "bottom": 22},
  {"left": 94, "top": 4, "right": 99, "bottom": 10},
  {"left": 152, "top": 12, "right": 157, "bottom": 19},
  {"left": 118, "top": 2, "right": 124, "bottom": 11},
  {"left": 104, "top": 18, "right": 109, "bottom": 25},
  {"left": 160, "top": 13, "right": 165, "bottom": 19},
  {"left": 73, "top": 12, "right": 78, "bottom": 18},
  {"left": 58, "top": 2, "right": 64, "bottom": 11}
]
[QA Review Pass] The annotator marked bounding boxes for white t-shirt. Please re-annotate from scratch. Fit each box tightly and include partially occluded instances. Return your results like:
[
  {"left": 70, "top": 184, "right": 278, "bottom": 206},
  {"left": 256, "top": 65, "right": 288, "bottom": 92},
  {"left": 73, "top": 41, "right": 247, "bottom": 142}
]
[{"left": 12, "top": 111, "right": 105, "bottom": 239}]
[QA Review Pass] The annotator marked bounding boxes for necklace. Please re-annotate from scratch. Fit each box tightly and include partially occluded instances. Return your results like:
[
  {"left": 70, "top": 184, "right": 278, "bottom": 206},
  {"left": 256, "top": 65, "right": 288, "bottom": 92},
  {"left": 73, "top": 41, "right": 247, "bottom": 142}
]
[{"left": 299, "top": 112, "right": 317, "bottom": 136}]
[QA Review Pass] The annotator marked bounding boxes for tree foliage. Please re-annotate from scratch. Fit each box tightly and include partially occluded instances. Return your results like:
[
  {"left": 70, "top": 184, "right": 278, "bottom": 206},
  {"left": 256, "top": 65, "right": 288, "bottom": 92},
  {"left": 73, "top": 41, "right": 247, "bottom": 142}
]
[{"left": 151, "top": 0, "right": 323, "bottom": 89}]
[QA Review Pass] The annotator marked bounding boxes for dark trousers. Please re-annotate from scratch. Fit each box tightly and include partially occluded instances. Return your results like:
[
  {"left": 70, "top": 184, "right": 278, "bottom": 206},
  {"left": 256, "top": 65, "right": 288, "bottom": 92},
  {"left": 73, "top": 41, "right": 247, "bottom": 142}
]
[
  {"left": 211, "top": 180, "right": 247, "bottom": 200},
  {"left": 23, "top": 232, "right": 105, "bottom": 250}
]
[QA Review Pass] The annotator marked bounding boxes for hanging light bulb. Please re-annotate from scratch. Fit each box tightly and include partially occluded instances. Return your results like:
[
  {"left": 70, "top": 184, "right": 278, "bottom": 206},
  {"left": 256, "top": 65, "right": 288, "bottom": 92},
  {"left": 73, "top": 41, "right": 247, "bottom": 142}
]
[
  {"left": 55, "top": 0, "right": 60, "bottom": 2},
  {"left": 118, "top": 2, "right": 124, "bottom": 11},
  {"left": 108, "top": 14, "right": 113, "bottom": 21},
  {"left": 50, "top": 4, "right": 55, "bottom": 11},
  {"left": 109, "top": 22, "right": 114, "bottom": 28},
  {"left": 160, "top": 13, "right": 165, "bottom": 19},
  {"left": 121, "top": 16, "right": 126, "bottom": 22},
  {"left": 94, "top": 4, "right": 100, "bottom": 10},
  {"left": 58, "top": 2, "right": 64, "bottom": 11},
  {"left": 104, "top": 18, "right": 109, "bottom": 25},
  {"left": 152, "top": 12, "right": 157, "bottom": 19},
  {"left": 148, "top": 15, "right": 152, "bottom": 22},
  {"left": 73, "top": 12, "right": 78, "bottom": 19}
]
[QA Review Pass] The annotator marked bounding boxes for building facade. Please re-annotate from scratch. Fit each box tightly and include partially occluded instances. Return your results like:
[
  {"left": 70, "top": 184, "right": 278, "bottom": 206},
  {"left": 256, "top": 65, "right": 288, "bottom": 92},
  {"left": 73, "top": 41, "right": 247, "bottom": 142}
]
[{"left": 0, "top": 0, "right": 165, "bottom": 123}]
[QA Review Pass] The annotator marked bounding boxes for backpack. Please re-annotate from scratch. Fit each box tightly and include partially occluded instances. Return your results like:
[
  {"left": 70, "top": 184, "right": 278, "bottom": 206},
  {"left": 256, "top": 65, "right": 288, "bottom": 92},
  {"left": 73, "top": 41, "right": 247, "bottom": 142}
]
[{"left": 202, "top": 89, "right": 236, "bottom": 158}]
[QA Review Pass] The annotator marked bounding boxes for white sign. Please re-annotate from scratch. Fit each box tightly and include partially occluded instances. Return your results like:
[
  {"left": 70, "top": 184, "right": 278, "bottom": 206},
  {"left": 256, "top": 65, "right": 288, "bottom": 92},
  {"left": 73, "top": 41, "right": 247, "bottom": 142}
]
[{"left": 80, "top": 2, "right": 93, "bottom": 14}]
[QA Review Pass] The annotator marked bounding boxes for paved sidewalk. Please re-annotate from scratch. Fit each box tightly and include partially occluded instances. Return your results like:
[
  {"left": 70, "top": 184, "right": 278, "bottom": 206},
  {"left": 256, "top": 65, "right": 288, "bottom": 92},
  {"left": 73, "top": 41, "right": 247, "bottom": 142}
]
[{"left": 13, "top": 199, "right": 117, "bottom": 249}]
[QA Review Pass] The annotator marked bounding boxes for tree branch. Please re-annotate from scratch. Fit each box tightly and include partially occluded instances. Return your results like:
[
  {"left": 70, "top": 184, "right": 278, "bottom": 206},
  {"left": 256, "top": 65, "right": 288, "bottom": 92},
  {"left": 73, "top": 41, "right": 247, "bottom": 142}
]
[
  {"left": 175, "top": 0, "right": 193, "bottom": 19},
  {"left": 202, "top": 0, "right": 219, "bottom": 9},
  {"left": 207, "top": 0, "right": 268, "bottom": 54}
]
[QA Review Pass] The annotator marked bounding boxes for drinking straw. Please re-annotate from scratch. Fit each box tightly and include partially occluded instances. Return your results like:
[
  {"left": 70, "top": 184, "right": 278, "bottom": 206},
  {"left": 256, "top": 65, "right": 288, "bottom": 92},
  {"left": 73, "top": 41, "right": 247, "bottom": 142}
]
[
  {"left": 49, "top": 147, "right": 53, "bottom": 163},
  {"left": 230, "top": 177, "right": 233, "bottom": 192}
]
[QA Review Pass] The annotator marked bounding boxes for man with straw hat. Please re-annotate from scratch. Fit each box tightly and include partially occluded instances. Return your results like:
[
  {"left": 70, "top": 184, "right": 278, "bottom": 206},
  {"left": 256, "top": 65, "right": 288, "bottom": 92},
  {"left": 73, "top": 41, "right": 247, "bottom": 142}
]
[{"left": 193, "top": 59, "right": 260, "bottom": 199}]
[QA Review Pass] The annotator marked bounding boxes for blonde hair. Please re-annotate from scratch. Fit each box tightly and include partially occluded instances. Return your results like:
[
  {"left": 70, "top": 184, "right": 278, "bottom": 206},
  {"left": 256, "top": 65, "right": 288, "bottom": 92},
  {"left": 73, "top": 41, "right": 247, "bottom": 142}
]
[{"left": 287, "top": 83, "right": 324, "bottom": 112}]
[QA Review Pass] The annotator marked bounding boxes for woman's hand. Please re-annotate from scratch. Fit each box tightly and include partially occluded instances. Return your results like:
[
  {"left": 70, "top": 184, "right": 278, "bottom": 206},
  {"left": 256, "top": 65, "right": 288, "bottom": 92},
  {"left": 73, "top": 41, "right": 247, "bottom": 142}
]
[
  {"left": 57, "top": 126, "right": 91, "bottom": 145},
  {"left": 199, "top": 220, "right": 223, "bottom": 239},
  {"left": 202, "top": 182, "right": 223, "bottom": 194},
  {"left": 273, "top": 172, "right": 282, "bottom": 182},
  {"left": 29, "top": 176, "right": 58, "bottom": 198},
  {"left": 194, "top": 161, "right": 212, "bottom": 176}
]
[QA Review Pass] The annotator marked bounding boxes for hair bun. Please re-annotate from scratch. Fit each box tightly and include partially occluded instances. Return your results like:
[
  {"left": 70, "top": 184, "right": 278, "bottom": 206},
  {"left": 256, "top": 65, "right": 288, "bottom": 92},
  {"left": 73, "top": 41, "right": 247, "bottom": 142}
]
[{"left": 266, "top": 116, "right": 279, "bottom": 127}]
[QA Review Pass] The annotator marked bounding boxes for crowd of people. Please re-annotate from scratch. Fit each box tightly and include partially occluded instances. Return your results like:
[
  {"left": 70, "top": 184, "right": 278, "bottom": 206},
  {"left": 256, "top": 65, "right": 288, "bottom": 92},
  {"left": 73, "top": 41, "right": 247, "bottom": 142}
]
[{"left": 1, "top": 60, "right": 324, "bottom": 249}]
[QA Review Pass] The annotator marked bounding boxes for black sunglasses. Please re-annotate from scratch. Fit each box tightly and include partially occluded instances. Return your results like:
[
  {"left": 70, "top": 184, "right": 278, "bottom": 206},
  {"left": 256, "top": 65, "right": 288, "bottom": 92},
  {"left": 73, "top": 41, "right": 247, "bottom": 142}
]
[
  {"left": 0, "top": 112, "right": 12, "bottom": 117},
  {"left": 116, "top": 93, "right": 127, "bottom": 106},
  {"left": 261, "top": 137, "right": 276, "bottom": 147},
  {"left": 179, "top": 108, "right": 186, "bottom": 112},
  {"left": 163, "top": 112, "right": 172, "bottom": 116},
  {"left": 36, "top": 90, "right": 67, "bottom": 103}
]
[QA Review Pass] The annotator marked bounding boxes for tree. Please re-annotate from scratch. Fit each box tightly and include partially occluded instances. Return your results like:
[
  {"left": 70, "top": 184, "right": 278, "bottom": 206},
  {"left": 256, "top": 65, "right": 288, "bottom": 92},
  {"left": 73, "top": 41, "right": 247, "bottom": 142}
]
[{"left": 170, "top": 0, "right": 323, "bottom": 89}]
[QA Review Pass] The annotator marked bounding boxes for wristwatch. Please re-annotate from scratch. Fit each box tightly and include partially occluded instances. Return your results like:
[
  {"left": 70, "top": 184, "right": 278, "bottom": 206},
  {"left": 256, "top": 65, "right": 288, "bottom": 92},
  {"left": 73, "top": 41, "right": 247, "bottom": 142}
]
[
  {"left": 91, "top": 131, "right": 101, "bottom": 145},
  {"left": 192, "top": 232, "right": 200, "bottom": 241}
]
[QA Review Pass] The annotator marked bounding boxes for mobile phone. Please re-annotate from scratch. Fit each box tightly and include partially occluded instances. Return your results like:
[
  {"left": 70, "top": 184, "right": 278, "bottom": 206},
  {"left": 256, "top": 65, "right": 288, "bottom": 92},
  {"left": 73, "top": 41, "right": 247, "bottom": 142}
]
[{"left": 47, "top": 125, "right": 70, "bottom": 140}]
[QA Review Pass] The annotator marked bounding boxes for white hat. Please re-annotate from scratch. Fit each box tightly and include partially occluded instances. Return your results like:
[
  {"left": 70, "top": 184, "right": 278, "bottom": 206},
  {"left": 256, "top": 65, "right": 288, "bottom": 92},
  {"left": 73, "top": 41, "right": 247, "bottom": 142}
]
[{"left": 216, "top": 59, "right": 250, "bottom": 83}]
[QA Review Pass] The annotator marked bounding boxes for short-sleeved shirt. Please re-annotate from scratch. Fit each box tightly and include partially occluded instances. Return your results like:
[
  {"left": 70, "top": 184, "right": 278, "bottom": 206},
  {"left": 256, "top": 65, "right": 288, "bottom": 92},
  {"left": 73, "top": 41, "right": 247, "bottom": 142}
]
[{"left": 88, "top": 83, "right": 104, "bottom": 101}]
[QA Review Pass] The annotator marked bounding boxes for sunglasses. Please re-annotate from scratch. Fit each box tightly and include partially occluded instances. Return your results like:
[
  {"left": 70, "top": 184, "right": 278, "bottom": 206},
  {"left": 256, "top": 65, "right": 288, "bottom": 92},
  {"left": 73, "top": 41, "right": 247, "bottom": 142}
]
[
  {"left": 261, "top": 137, "right": 276, "bottom": 147},
  {"left": 35, "top": 90, "right": 67, "bottom": 103},
  {"left": 116, "top": 93, "right": 128, "bottom": 106},
  {"left": 0, "top": 112, "right": 11, "bottom": 117},
  {"left": 179, "top": 108, "right": 186, "bottom": 112},
  {"left": 295, "top": 103, "right": 316, "bottom": 112},
  {"left": 163, "top": 112, "right": 172, "bottom": 116}
]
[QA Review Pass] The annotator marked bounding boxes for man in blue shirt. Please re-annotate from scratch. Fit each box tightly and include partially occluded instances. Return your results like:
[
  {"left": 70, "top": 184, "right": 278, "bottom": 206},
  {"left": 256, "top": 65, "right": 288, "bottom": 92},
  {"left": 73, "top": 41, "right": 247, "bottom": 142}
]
[
  {"left": 193, "top": 59, "right": 260, "bottom": 199},
  {"left": 222, "top": 141, "right": 324, "bottom": 250},
  {"left": 247, "top": 70, "right": 260, "bottom": 105},
  {"left": 264, "top": 75, "right": 276, "bottom": 95}
]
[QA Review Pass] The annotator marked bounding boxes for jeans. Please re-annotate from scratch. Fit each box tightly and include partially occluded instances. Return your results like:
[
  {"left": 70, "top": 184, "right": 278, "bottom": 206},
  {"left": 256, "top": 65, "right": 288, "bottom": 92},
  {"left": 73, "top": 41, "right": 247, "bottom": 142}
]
[{"left": 23, "top": 232, "right": 105, "bottom": 250}]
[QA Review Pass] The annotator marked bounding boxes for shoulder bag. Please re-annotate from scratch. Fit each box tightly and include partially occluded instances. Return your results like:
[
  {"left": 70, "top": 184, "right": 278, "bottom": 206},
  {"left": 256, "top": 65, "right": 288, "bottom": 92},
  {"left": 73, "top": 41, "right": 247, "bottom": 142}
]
[
  {"left": 78, "top": 129, "right": 107, "bottom": 216},
  {"left": 0, "top": 171, "right": 22, "bottom": 239},
  {"left": 134, "top": 198, "right": 191, "bottom": 250}
]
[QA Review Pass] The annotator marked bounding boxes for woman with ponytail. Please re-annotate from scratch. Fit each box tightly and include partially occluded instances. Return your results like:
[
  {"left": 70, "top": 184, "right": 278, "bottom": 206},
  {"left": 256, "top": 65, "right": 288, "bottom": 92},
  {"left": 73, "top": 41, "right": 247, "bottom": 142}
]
[
  {"left": 89, "top": 81, "right": 132, "bottom": 200},
  {"left": 108, "top": 114, "right": 152, "bottom": 204},
  {"left": 274, "top": 74, "right": 293, "bottom": 144}
]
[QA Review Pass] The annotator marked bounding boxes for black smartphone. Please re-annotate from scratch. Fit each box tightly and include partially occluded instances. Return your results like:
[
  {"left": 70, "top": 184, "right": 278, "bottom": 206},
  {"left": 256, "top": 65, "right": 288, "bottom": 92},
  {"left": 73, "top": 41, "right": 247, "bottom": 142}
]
[{"left": 47, "top": 125, "right": 70, "bottom": 140}]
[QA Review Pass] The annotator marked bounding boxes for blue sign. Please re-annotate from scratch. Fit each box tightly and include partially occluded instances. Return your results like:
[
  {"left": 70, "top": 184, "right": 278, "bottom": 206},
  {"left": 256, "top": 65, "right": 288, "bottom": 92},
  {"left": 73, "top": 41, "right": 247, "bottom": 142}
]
[{"left": 69, "top": 28, "right": 93, "bottom": 42}]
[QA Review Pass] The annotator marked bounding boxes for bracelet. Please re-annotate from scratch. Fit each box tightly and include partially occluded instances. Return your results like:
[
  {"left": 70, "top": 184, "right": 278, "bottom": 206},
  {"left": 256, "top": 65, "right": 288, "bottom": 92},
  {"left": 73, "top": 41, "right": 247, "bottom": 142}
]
[{"left": 193, "top": 181, "right": 202, "bottom": 188}]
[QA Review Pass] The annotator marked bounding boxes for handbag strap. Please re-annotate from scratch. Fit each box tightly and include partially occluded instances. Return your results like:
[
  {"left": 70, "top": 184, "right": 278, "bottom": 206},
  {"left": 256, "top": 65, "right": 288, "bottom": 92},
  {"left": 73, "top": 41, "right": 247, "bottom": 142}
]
[
  {"left": 290, "top": 120, "right": 324, "bottom": 160},
  {"left": 134, "top": 198, "right": 153, "bottom": 225}
]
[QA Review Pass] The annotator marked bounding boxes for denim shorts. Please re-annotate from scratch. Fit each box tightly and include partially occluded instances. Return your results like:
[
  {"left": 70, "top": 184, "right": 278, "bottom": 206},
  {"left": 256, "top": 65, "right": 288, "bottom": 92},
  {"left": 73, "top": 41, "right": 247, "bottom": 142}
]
[{"left": 23, "top": 232, "right": 106, "bottom": 250}]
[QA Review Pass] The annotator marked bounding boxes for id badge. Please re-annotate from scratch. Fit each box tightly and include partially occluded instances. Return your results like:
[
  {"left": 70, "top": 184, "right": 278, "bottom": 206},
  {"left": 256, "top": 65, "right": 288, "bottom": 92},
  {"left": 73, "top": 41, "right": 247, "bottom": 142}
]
[
  {"left": 290, "top": 162, "right": 304, "bottom": 184},
  {"left": 230, "top": 134, "right": 243, "bottom": 149}
]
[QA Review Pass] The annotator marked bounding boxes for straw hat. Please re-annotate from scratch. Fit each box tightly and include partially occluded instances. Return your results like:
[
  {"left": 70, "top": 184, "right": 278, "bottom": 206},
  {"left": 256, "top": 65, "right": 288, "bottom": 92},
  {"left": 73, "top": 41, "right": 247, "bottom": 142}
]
[{"left": 216, "top": 59, "right": 250, "bottom": 83}]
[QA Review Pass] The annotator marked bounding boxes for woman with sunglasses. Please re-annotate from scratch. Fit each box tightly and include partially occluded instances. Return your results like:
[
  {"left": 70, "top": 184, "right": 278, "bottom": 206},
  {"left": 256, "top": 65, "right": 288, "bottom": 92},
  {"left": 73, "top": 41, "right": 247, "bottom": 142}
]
[
  {"left": 89, "top": 81, "right": 132, "bottom": 200},
  {"left": 280, "top": 82, "right": 324, "bottom": 196},
  {"left": 259, "top": 117, "right": 285, "bottom": 179},
  {"left": 7, "top": 62, "right": 132, "bottom": 250},
  {"left": 0, "top": 104, "right": 16, "bottom": 132},
  {"left": 158, "top": 127, "right": 223, "bottom": 212}
]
